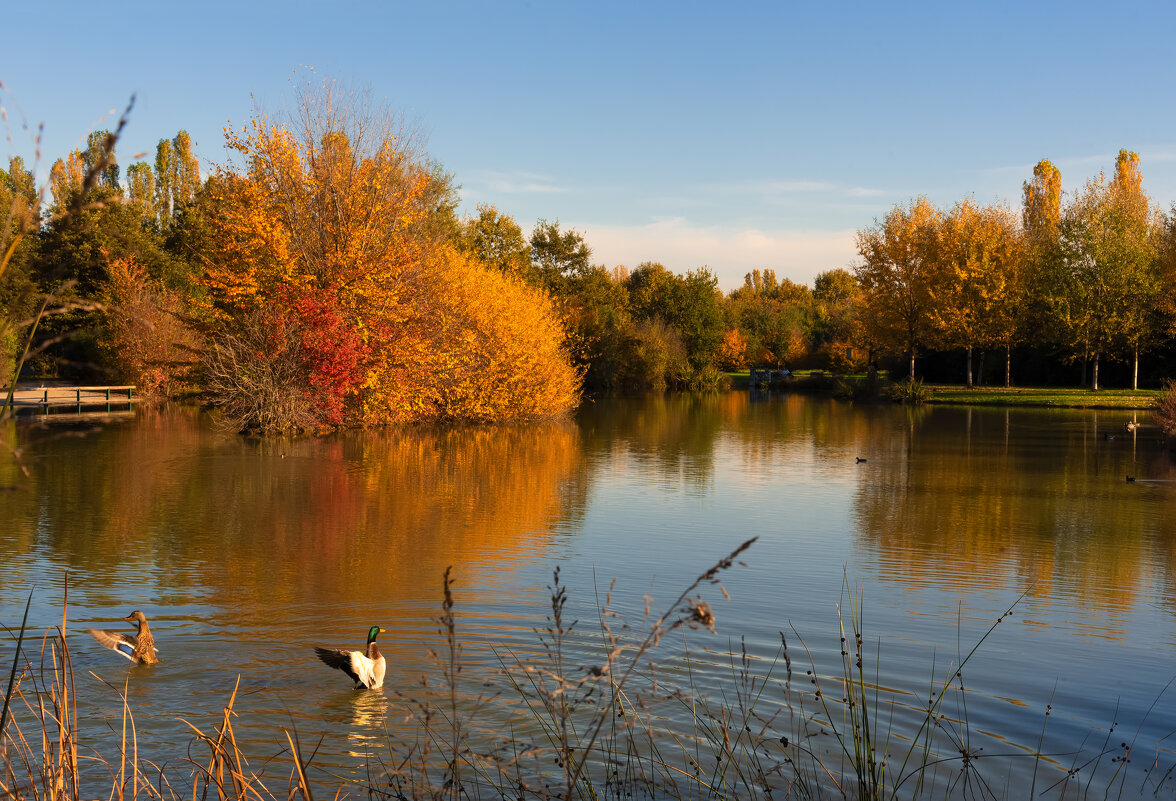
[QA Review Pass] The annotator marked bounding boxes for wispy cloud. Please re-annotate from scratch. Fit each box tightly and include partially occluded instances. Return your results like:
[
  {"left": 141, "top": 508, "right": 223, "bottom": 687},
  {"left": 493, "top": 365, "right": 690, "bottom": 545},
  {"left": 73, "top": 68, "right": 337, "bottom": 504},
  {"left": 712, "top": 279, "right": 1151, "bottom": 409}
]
[
  {"left": 470, "top": 170, "right": 566, "bottom": 195},
  {"left": 573, "top": 217, "right": 859, "bottom": 290},
  {"left": 706, "top": 178, "right": 894, "bottom": 204}
]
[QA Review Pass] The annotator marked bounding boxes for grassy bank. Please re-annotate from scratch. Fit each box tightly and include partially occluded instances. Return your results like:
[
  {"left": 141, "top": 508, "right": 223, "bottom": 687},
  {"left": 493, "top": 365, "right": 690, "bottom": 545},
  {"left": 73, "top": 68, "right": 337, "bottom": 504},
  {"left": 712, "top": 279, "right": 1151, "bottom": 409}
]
[
  {"left": 922, "top": 384, "right": 1161, "bottom": 409},
  {"left": 4, "top": 554, "right": 1174, "bottom": 800},
  {"left": 730, "top": 370, "right": 1162, "bottom": 410}
]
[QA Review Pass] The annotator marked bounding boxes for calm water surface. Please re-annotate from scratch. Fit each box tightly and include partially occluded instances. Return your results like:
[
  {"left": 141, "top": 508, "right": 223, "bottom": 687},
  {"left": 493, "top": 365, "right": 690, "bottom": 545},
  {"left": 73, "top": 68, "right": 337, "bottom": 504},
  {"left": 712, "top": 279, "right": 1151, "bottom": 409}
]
[{"left": 1, "top": 393, "right": 1174, "bottom": 796}]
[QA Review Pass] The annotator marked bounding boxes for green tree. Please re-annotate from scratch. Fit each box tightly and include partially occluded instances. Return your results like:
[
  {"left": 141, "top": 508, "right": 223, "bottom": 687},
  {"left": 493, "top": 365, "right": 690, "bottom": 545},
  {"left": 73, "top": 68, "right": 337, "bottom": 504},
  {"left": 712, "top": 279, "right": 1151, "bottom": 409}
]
[
  {"left": 530, "top": 219, "right": 591, "bottom": 292},
  {"left": 458, "top": 203, "right": 531, "bottom": 277},
  {"left": 626, "top": 262, "right": 723, "bottom": 370}
]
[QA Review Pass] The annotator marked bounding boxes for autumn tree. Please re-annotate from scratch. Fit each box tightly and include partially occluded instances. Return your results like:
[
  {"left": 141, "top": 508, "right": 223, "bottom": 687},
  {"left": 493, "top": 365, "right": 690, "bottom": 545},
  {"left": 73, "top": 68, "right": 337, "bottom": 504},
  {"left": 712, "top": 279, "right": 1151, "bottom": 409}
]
[
  {"left": 1159, "top": 206, "right": 1176, "bottom": 339},
  {"left": 153, "top": 130, "right": 201, "bottom": 226},
  {"left": 854, "top": 197, "right": 942, "bottom": 380},
  {"left": 197, "top": 82, "right": 579, "bottom": 432},
  {"left": 1022, "top": 159, "right": 1090, "bottom": 380},
  {"left": 126, "top": 162, "right": 155, "bottom": 211},
  {"left": 83, "top": 130, "right": 120, "bottom": 190},
  {"left": 1, "top": 157, "right": 39, "bottom": 385},
  {"left": 100, "top": 253, "right": 200, "bottom": 399},
  {"left": 811, "top": 268, "right": 863, "bottom": 369},
  {"left": 725, "top": 276, "right": 811, "bottom": 367},
  {"left": 1107, "top": 150, "right": 1162, "bottom": 389},
  {"left": 1053, "top": 151, "right": 1159, "bottom": 390},
  {"left": 718, "top": 328, "right": 749, "bottom": 370},
  {"left": 928, "top": 199, "right": 1023, "bottom": 387}
]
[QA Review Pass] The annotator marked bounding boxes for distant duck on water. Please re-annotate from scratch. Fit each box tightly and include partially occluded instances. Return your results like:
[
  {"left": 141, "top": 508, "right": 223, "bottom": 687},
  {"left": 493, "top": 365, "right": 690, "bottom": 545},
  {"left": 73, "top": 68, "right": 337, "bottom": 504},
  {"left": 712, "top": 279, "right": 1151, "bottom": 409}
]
[
  {"left": 314, "top": 626, "right": 387, "bottom": 689},
  {"left": 1125, "top": 421, "right": 1140, "bottom": 432},
  {"left": 88, "top": 611, "right": 160, "bottom": 665}
]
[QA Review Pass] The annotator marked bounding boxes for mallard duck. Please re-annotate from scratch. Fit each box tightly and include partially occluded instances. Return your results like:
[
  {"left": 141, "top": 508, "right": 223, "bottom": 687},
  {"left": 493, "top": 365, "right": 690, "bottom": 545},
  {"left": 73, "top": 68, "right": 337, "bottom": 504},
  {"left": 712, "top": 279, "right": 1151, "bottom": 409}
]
[
  {"left": 87, "top": 610, "right": 160, "bottom": 665},
  {"left": 314, "top": 626, "right": 387, "bottom": 689}
]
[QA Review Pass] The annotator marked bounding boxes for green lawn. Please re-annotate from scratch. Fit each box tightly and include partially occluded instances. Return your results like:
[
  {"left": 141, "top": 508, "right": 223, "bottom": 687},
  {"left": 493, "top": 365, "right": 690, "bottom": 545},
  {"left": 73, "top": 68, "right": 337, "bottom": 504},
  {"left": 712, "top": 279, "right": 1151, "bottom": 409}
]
[
  {"left": 922, "top": 384, "right": 1160, "bottom": 409},
  {"left": 727, "top": 370, "right": 1161, "bottom": 409}
]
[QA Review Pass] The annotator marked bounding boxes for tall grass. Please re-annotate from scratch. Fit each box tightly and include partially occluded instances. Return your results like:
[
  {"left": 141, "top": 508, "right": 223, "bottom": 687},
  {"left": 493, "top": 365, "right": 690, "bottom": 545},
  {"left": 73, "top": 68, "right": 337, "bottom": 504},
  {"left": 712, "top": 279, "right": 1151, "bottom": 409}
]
[
  {"left": 0, "top": 586, "right": 318, "bottom": 801},
  {"left": 1153, "top": 378, "right": 1176, "bottom": 436},
  {"left": 3, "top": 554, "right": 1174, "bottom": 800}
]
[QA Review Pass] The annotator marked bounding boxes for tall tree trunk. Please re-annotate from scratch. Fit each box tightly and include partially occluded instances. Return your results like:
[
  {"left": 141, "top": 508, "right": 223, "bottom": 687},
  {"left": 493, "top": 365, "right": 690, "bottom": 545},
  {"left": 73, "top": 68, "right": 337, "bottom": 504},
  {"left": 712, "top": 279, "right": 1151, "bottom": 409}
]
[
  {"left": 966, "top": 346, "right": 973, "bottom": 388},
  {"left": 1004, "top": 344, "right": 1012, "bottom": 388},
  {"left": 1092, "top": 352, "right": 1100, "bottom": 391},
  {"left": 909, "top": 349, "right": 916, "bottom": 382},
  {"left": 1133, "top": 346, "right": 1139, "bottom": 391}
]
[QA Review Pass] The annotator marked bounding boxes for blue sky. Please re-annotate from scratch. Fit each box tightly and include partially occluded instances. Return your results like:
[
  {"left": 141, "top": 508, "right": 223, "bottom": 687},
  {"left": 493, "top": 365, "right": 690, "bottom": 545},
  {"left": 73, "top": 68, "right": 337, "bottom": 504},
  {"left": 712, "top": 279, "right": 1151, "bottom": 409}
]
[{"left": 3, "top": 1, "right": 1174, "bottom": 290}]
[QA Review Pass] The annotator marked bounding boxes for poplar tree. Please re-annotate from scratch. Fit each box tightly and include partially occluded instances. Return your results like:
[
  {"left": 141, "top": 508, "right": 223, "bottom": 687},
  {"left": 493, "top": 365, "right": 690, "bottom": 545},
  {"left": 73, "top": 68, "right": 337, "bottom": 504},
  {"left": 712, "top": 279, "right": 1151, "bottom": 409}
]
[
  {"left": 1056, "top": 151, "right": 1158, "bottom": 390},
  {"left": 126, "top": 162, "right": 155, "bottom": 212}
]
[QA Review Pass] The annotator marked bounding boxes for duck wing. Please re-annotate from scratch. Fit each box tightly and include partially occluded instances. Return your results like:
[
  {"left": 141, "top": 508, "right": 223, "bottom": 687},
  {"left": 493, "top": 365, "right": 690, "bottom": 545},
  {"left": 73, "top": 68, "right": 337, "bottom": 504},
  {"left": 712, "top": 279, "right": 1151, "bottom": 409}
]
[
  {"left": 314, "top": 647, "right": 364, "bottom": 687},
  {"left": 314, "top": 647, "right": 384, "bottom": 689},
  {"left": 88, "top": 628, "right": 138, "bottom": 662}
]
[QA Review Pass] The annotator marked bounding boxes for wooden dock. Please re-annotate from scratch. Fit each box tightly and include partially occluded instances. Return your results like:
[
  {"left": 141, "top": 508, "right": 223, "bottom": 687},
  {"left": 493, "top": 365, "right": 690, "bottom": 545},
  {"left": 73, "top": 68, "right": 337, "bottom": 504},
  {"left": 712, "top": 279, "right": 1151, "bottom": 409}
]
[{"left": 4, "top": 384, "right": 138, "bottom": 417}]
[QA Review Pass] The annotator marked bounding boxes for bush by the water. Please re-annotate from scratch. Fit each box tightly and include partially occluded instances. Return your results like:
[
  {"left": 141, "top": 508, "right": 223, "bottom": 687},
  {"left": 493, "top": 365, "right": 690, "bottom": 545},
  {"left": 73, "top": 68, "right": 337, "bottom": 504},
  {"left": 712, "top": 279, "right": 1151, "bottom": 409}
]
[
  {"left": 1154, "top": 378, "right": 1176, "bottom": 435},
  {"left": 889, "top": 377, "right": 931, "bottom": 404}
]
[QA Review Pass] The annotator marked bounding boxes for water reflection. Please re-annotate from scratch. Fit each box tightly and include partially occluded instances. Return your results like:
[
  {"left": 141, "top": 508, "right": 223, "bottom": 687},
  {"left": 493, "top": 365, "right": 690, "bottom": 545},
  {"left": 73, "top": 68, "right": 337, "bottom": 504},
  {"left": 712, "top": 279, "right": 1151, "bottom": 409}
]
[
  {"left": 850, "top": 406, "right": 1176, "bottom": 629},
  {"left": 1, "top": 395, "right": 1175, "bottom": 796}
]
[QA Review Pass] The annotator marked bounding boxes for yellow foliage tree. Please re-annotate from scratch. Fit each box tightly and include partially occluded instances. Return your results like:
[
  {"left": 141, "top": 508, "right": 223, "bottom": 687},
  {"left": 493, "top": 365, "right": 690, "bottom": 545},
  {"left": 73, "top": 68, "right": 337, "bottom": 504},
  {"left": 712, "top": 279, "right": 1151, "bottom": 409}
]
[
  {"left": 928, "top": 199, "right": 1023, "bottom": 387},
  {"left": 197, "top": 83, "right": 579, "bottom": 431},
  {"left": 854, "top": 197, "right": 942, "bottom": 380}
]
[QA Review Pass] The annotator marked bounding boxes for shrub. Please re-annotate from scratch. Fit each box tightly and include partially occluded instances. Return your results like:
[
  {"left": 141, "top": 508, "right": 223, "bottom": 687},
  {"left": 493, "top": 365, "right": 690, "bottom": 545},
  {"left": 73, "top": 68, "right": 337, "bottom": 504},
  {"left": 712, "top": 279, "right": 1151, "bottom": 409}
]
[
  {"left": 889, "top": 377, "right": 931, "bottom": 404},
  {"left": 1154, "top": 378, "right": 1176, "bottom": 436},
  {"left": 685, "top": 364, "right": 731, "bottom": 392},
  {"left": 100, "top": 254, "right": 201, "bottom": 400}
]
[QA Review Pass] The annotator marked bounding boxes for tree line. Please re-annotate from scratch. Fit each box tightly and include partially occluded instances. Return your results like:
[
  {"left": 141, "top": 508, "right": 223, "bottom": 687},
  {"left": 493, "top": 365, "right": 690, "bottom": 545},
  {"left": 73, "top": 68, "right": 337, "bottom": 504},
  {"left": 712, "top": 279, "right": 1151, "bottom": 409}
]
[
  {"left": 4, "top": 87, "right": 1176, "bottom": 435},
  {"left": 856, "top": 152, "right": 1173, "bottom": 390}
]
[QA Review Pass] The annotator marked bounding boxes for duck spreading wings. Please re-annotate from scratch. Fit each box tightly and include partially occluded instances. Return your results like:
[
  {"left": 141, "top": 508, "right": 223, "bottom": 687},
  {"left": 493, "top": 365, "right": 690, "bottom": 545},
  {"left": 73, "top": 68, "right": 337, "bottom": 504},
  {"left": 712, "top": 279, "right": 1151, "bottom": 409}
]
[
  {"left": 88, "top": 610, "right": 160, "bottom": 665},
  {"left": 314, "top": 625, "right": 387, "bottom": 689}
]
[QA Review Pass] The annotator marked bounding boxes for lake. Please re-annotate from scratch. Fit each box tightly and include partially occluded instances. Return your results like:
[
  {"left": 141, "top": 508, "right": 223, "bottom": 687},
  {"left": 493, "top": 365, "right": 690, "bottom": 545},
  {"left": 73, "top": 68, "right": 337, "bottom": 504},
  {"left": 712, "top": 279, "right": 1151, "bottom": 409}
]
[{"left": 1, "top": 393, "right": 1174, "bottom": 798}]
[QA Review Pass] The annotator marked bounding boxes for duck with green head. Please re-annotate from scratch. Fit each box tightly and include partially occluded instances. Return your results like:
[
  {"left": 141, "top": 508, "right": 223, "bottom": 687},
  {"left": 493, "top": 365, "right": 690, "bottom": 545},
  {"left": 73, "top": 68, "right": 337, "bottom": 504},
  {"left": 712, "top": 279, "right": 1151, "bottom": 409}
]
[{"left": 314, "top": 625, "right": 387, "bottom": 689}]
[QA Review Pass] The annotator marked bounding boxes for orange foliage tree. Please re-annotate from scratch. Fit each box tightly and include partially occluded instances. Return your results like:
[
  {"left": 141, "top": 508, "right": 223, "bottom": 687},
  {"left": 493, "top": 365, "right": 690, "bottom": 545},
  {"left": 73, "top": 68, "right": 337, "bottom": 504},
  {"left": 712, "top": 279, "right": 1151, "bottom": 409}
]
[
  {"left": 717, "top": 328, "right": 748, "bottom": 370},
  {"left": 101, "top": 253, "right": 200, "bottom": 399},
  {"left": 196, "top": 83, "right": 579, "bottom": 432}
]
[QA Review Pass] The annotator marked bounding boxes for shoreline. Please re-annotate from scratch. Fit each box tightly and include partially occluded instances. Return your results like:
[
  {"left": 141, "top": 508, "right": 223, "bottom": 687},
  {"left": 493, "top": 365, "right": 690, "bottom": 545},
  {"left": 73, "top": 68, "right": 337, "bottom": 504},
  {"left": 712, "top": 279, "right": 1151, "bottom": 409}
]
[{"left": 729, "top": 371, "right": 1161, "bottom": 410}]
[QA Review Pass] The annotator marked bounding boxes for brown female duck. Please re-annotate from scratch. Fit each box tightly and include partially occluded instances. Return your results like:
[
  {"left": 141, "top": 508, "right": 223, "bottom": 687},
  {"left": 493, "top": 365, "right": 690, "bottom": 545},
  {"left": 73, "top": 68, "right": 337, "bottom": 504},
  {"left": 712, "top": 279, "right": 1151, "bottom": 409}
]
[{"left": 88, "top": 610, "right": 160, "bottom": 665}]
